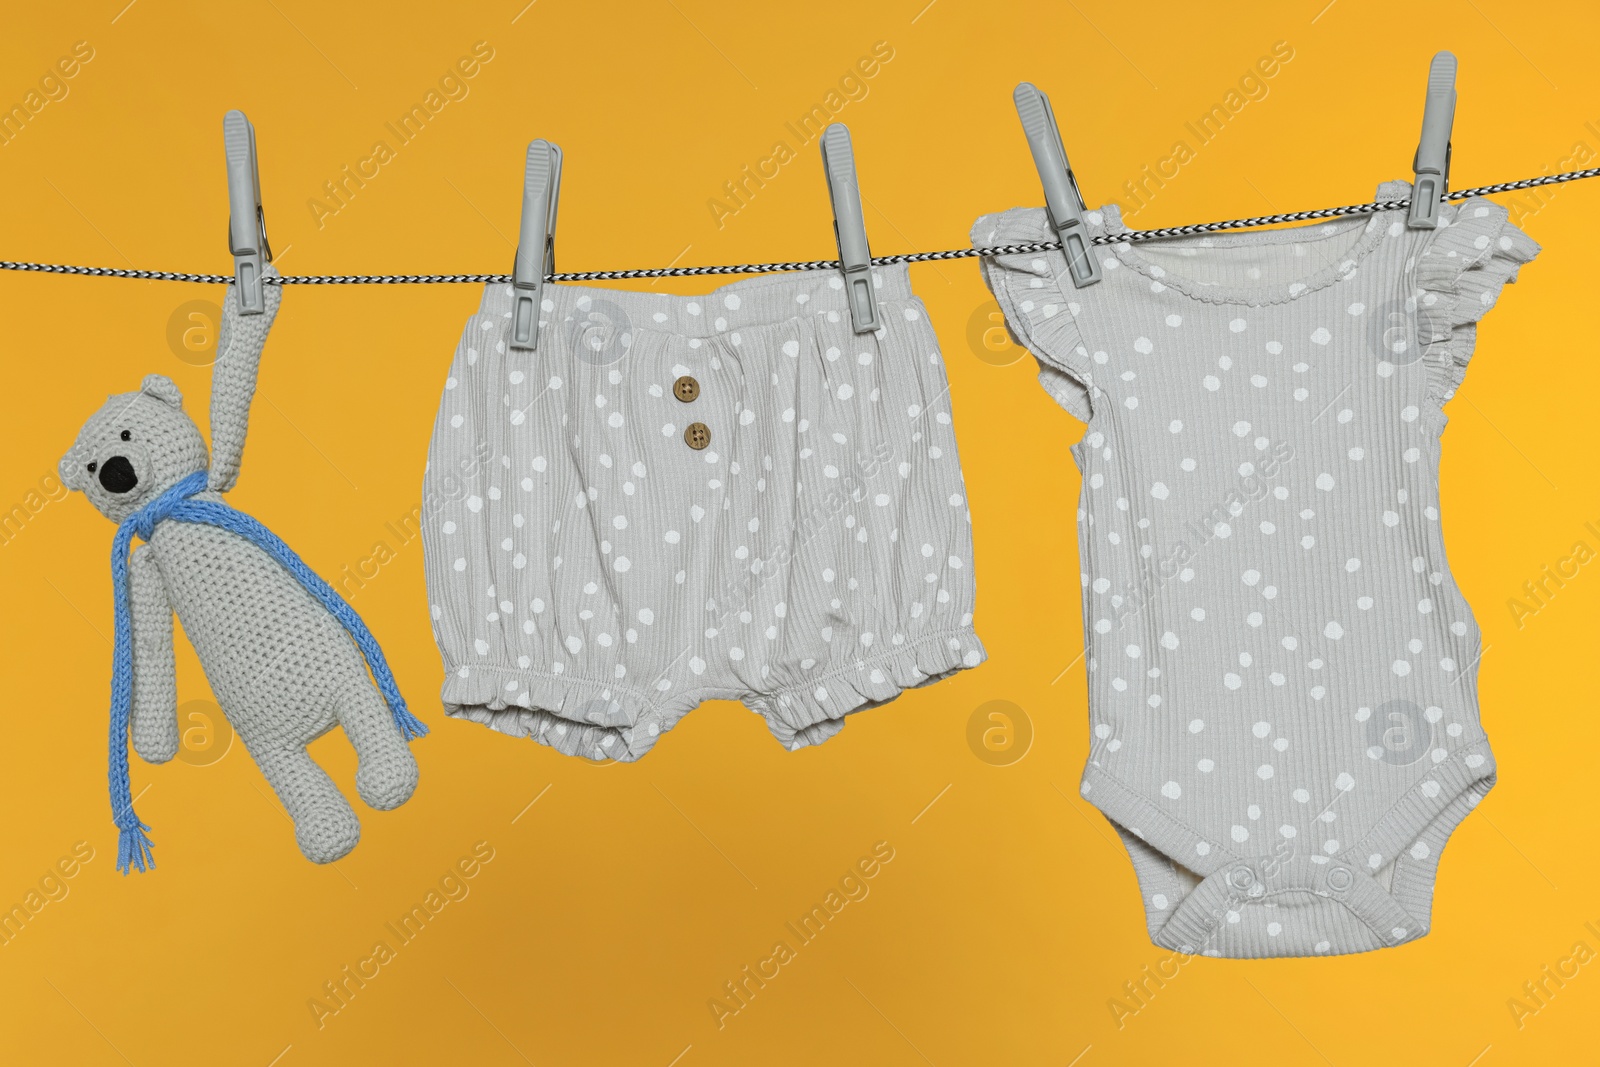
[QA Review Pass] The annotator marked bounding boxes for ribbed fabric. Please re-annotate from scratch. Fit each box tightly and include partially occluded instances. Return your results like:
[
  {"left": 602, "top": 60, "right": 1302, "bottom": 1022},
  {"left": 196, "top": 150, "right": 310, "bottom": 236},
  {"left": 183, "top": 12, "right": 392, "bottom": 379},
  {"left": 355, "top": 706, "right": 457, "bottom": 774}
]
[
  {"left": 973, "top": 182, "right": 1539, "bottom": 958},
  {"left": 423, "top": 265, "right": 984, "bottom": 762}
]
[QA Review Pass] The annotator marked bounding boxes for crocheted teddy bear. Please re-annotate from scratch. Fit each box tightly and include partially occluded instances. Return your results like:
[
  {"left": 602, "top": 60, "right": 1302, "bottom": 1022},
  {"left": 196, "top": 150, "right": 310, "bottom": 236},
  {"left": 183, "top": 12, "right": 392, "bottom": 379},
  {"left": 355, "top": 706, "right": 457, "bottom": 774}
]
[{"left": 60, "top": 274, "right": 425, "bottom": 869}]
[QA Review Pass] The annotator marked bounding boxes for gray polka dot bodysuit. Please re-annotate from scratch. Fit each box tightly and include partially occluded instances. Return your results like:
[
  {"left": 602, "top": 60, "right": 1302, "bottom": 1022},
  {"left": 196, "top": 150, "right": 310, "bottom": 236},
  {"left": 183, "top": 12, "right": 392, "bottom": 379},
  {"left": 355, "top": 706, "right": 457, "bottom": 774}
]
[{"left": 974, "top": 182, "right": 1539, "bottom": 957}]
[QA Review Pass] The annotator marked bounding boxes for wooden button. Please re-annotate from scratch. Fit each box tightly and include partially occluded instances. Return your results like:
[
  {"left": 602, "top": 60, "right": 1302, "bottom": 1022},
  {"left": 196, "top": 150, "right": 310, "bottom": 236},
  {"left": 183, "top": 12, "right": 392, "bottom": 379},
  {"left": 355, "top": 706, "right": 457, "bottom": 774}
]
[
  {"left": 684, "top": 422, "right": 711, "bottom": 450},
  {"left": 673, "top": 375, "right": 700, "bottom": 403}
]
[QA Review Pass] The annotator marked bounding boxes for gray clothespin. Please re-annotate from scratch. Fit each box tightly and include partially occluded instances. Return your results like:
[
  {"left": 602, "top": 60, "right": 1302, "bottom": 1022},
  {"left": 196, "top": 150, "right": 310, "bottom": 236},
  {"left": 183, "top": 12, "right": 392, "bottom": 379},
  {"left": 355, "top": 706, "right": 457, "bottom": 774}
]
[
  {"left": 1408, "top": 52, "right": 1457, "bottom": 230},
  {"left": 1013, "top": 83, "right": 1101, "bottom": 288},
  {"left": 510, "top": 139, "right": 562, "bottom": 351},
  {"left": 223, "top": 110, "right": 272, "bottom": 314},
  {"left": 820, "top": 124, "right": 879, "bottom": 334}
]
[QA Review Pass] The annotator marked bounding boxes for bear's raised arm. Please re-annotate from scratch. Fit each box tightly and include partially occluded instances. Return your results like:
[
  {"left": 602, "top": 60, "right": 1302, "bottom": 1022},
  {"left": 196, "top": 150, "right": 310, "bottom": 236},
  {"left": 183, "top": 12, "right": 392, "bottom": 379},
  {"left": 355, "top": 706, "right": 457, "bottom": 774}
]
[{"left": 207, "top": 263, "right": 281, "bottom": 493}]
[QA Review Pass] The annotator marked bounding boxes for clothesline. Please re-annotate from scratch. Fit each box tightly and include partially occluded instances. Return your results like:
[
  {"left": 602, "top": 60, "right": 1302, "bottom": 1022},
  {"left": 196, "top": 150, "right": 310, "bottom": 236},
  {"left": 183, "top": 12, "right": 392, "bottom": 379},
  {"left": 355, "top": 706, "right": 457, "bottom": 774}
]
[{"left": 1, "top": 168, "right": 1594, "bottom": 288}]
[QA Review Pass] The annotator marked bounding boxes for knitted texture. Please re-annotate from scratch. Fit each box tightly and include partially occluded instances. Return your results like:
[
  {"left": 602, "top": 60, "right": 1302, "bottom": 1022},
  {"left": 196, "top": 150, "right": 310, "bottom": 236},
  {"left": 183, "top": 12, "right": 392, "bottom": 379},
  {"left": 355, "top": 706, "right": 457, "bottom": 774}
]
[
  {"left": 208, "top": 263, "right": 281, "bottom": 492},
  {"left": 63, "top": 361, "right": 424, "bottom": 868},
  {"left": 101, "top": 469, "right": 427, "bottom": 868},
  {"left": 422, "top": 267, "right": 985, "bottom": 761},
  {"left": 973, "top": 182, "right": 1539, "bottom": 958}
]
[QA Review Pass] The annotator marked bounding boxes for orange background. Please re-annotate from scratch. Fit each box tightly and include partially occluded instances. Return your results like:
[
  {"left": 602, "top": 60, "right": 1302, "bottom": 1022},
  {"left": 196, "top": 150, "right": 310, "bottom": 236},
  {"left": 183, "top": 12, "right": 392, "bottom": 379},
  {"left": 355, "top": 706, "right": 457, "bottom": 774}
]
[{"left": 1, "top": 2, "right": 1597, "bottom": 1064}]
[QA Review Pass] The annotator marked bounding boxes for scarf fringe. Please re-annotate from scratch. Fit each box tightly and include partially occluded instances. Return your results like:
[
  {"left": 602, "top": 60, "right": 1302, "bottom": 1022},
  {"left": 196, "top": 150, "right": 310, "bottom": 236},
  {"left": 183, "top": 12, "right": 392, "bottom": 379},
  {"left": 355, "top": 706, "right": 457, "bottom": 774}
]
[{"left": 117, "top": 818, "right": 155, "bottom": 874}]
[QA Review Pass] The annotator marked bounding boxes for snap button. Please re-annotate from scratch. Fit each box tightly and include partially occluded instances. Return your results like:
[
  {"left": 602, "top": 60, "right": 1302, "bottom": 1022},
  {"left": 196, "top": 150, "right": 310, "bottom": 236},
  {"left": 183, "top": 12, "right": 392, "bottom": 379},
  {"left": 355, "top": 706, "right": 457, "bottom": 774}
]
[
  {"left": 1327, "top": 866, "right": 1353, "bottom": 892},
  {"left": 673, "top": 375, "right": 701, "bottom": 403},
  {"left": 1228, "top": 865, "right": 1254, "bottom": 891},
  {"left": 684, "top": 422, "right": 711, "bottom": 450}
]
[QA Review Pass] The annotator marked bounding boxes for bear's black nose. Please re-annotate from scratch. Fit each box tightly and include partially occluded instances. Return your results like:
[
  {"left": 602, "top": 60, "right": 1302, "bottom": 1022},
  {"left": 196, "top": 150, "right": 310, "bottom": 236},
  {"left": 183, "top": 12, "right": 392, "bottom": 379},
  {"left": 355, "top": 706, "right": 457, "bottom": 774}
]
[{"left": 98, "top": 455, "right": 139, "bottom": 494}]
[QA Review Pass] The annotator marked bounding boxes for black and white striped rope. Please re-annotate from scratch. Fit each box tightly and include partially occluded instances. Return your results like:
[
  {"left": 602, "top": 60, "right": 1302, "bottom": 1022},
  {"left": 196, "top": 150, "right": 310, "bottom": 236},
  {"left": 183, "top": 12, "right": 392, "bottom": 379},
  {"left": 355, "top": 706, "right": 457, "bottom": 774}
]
[{"left": 2, "top": 167, "right": 1595, "bottom": 287}]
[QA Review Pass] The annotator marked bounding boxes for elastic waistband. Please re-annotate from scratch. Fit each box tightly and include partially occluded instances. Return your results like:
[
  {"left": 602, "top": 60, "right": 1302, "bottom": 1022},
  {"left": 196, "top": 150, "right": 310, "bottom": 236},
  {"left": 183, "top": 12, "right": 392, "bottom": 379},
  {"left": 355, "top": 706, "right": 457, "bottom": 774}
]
[{"left": 530, "top": 262, "right": 917, "bottom": 339}]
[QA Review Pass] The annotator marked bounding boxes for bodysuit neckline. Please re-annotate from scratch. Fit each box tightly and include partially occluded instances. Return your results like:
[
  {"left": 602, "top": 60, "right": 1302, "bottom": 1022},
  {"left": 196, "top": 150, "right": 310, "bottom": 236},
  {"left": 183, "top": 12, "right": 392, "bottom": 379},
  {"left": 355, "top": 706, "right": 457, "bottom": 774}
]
[{"left": 1095, "top": 182, "right": 1410, "bottom": 308}]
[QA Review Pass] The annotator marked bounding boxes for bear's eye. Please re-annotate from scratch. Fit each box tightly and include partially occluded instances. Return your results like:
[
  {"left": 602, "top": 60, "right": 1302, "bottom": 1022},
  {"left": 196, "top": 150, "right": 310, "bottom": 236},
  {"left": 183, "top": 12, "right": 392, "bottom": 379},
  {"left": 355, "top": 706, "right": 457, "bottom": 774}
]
[
  {"left": 86, "top": 461, "right": 97, "bottom": 473},
  {"left": 120, "top": 430, "right": 132, "bottom": 441}
]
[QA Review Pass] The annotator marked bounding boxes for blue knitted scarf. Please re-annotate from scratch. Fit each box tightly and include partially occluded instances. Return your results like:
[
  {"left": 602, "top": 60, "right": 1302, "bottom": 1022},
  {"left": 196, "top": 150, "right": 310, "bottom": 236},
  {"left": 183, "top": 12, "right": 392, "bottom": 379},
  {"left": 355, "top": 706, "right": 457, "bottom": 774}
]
[{"left": 109, "top": 469, "right": 428, "bottom": 873}]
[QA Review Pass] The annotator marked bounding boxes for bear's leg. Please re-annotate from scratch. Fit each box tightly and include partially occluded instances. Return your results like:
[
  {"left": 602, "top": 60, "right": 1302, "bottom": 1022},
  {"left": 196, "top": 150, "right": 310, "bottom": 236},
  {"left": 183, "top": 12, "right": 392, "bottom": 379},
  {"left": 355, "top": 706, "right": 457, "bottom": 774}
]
[
  {"left": 254, "top": 744, "right": 361, "bottom": 864},
  {"left": 335, "top": 679, "right": 419, "bottom": 811}
]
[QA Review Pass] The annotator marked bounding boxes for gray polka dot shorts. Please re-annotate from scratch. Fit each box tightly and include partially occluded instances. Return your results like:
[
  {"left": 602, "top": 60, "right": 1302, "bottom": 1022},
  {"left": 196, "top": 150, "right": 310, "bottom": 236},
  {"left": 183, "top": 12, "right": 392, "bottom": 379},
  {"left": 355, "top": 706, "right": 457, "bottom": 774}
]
[{"left": 422, "top": 265, "right": 985, "bottom": 762}]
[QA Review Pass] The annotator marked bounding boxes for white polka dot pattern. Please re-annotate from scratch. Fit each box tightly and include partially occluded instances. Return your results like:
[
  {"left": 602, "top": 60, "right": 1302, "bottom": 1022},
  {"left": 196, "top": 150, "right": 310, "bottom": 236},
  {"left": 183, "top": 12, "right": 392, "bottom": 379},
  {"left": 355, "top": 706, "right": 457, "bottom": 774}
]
[
  {"left": 974, "top": 183, "right": 1539, "bottom": 958},
  {"left": 423, "top": 265, "right": 984, "bottom": 762}
]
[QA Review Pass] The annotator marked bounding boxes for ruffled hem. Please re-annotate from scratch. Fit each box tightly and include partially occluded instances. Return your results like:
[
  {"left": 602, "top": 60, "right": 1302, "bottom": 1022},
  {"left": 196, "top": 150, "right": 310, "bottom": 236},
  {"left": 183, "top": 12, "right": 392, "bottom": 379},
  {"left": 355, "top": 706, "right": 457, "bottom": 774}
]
[
  {"left": 747, "top": 628, "right": 986, "bottom": 749},
  {"left": 441, "top": 666, "right": 671, "bottom": 762},
  {"left": 1414, "top": 197, "right": 1541, "bottom": 406},
  {"left": 439, "top": 627, "right": 986, "bottom": 762},
  {"left": 971, "top": 209, "right": 1097, "bottom": 421}
]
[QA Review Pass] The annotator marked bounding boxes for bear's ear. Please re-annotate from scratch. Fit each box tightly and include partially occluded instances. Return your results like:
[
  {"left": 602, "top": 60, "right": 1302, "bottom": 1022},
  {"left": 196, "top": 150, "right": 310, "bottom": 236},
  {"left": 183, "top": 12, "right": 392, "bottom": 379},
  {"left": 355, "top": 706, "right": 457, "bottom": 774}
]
[{"left": 141, "top": 374, "right": 184, "bottom": 409}]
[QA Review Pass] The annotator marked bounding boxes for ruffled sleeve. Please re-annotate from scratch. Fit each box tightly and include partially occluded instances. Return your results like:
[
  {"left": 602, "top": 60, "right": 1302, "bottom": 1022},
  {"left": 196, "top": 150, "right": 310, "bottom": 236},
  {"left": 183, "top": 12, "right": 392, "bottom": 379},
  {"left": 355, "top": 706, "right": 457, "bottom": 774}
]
[
  {"left": 971, "top": 208, "right": 1098, "bottom": 422},
  {"left": 1414, "top": 198, "right": 1541, "bottom": 406}
]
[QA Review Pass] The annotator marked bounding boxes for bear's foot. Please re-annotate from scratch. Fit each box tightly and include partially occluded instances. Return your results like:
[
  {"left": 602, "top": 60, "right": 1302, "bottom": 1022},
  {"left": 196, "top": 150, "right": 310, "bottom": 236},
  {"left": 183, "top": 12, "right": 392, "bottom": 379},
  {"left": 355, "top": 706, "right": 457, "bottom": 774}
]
[{"left": 254, "top": 744, "right": 363, "bottom": 864}]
